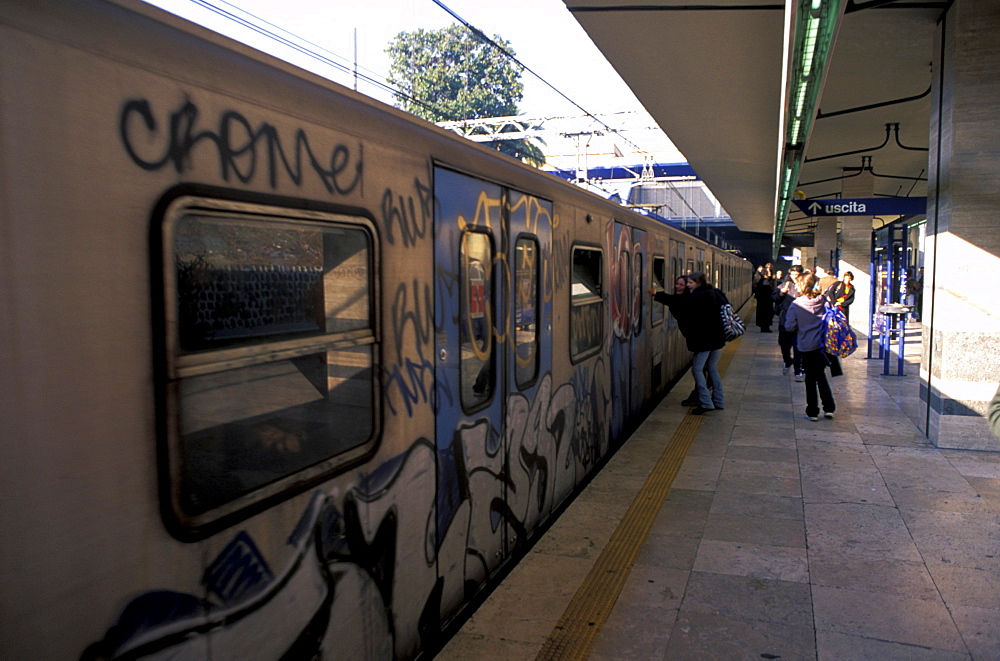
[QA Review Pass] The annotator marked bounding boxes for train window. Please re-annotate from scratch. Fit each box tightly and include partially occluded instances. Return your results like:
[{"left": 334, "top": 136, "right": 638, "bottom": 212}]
[
  {"left": 571, "top": 246, "right": 603, "bottom": 360},
  {"left": 652, "top": 256, "right": 665, "bottom": 325},
  {"left": 461, "top": 230, "right": 495, "bottom": 408},
  {"left": 162, "top": 198, "right": 377, "bottom": 530},
  {"left": 514, "top": 236, "right": 539, "bottom": 388}
]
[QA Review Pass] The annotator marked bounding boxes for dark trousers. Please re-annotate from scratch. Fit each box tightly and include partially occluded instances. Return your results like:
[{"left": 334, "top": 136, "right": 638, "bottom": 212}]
[
  {"left": 802, "top": 350, "right": 835, "bottom": 417},
  {"left": 778, "top": 329, "right": 801, "bottom": 372}
]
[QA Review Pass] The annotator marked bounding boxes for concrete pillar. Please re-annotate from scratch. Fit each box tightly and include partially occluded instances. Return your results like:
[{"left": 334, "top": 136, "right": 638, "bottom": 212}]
[
  {"left": 814, "top": 217, "right": 838, "bottom": 273},
  {"left": 800, "top": 246, "right": 816, "bottom": 271},
  {"left": 837, "top": 171, "right": 875, "bottom": 338},
  {"left": 922, "top": 0, "right": 1000, "bottom": 450}
]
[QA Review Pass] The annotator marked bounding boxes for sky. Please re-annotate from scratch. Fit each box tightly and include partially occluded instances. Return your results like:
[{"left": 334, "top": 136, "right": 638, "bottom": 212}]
[{"left": 142, "top": 0, "right": 683, "bottom": 162}]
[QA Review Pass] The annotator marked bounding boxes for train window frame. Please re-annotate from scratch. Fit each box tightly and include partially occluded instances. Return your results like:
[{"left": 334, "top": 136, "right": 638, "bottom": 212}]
[
  {"left": 570, "top": 243, "right": 604, "bottom": 363},
  {"left": 157, "top": 194, "right": 380, "bottom": 537},
  {"left": 651, "top": 255, "right": 666, "bottom": 327},
  {"left": 459, "top": 228, "right": 497, "bottom": 412},
  {"left": 513, "top": 233, "right": 540, "bottom": 390}
]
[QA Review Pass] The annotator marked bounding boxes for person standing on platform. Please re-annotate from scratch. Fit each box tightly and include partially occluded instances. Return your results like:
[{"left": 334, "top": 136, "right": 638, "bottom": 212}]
[
  {"left": 829, "top": 271, "right": 856, "bottom": 322},
  {"left": 816, "top": 266, "right": 837, "bottom": 298},
  {"left": 753, "top": 268, "right": 775, "bottom": 332},
  {"left": 650, "top": 275, "right": 706, "bottom": 407},
  {"left": 784, "top": 272, "right": 836, "bottom": 421},
  {"left": 650, "top": 272, "right": 726, "bottom": 415},
  {"left": 773, "top": 265, "right": 805, "bottom": 379}
]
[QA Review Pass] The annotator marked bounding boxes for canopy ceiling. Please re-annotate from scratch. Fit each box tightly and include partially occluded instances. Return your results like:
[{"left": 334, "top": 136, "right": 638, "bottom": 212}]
[{"left": 564, "top": 0, "right": 943, "bottom": 237}]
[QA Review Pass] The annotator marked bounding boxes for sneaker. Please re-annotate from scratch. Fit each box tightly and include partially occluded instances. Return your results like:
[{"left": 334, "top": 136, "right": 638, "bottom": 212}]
[
  {"left": 691, "top": 406, "right": 715, "bottom": 415},
  {"left": 824, "top": 412, "right": 835, "bottom": 419},
  {"left": 681, "top": 397, "right": 699, "bottom": 406},
  {"left": 807, "top": 415, "right": 819, "bottom": 422},
  {"left": 794, "top": 372, "right": 805, "bottom": 382},
  {"left": 782, "top": 365, "right": 790, "bottom": 375}
]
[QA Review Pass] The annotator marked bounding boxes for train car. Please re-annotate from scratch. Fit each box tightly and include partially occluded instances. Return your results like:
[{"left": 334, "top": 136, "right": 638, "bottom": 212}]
[{"left": 0, "top": 0, "right": 751, "bottom": 658}]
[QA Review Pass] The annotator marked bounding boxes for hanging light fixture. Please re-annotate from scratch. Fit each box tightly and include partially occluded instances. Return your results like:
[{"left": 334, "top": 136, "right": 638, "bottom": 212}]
[{"left": 773, "top": 0, "right": 843, "bottom": 260}]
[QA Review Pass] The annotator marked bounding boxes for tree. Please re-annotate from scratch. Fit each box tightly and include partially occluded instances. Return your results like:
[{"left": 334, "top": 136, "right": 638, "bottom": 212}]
[{"left": 386, "top": 25, "right": 545, "bottom": 167}]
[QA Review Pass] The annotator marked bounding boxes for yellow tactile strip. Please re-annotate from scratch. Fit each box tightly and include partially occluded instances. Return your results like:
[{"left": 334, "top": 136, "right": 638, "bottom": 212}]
[{"left": 536, "top": 337, "right": 742, "bottom": 660}]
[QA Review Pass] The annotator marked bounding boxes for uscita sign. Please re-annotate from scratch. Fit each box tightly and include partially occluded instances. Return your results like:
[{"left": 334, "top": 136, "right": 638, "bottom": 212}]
[{"left": 792, "top": 197, "right": 926, "bottom": 217}]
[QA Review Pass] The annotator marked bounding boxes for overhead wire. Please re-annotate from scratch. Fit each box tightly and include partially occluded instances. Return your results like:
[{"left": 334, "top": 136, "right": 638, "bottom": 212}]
[
  {"left": 429, "top": 0, "right": 650, "bottom": 157},
  {"left": 178, "top": 0, "right": 659, "bottom": 154},
  {"left": 188, "top": 0, "right": 451, "bottom": 119},
  {"left": 148, "top": 1, "right": 728, "bottom": 246}
]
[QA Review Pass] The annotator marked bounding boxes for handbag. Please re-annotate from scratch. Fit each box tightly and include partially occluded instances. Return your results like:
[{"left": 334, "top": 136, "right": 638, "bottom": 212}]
[
  {"left": 823, "top": 303, "right": 857, "bottom": 357},
  {"left": 720, "top": 302, "right": 745, "bottom": 341}
]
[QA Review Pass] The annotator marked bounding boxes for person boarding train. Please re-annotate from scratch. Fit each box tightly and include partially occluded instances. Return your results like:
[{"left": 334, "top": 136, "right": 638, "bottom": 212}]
[{"left": 651, "top": 271, "right": 727, "bottom": 415}]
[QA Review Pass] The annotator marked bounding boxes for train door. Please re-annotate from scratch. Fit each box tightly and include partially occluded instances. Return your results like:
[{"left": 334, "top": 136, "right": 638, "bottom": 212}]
[
  {"left": 505, "top": 189, "right": 553, "bottom": 542},
  {"left": 432, "top": 168, "right": 552, "bottom": 598},
  {"left": 630, "top": 228, "right": 647, "bottom": 418},
  {"left": 650, "top": 254, "right": 667, "bottom": 393},
  {"left": 434, "top": 168, "right": 506, "bottom": 598},
  {"left": 608, "top": 221, "right": 644, "bottom": 439}
]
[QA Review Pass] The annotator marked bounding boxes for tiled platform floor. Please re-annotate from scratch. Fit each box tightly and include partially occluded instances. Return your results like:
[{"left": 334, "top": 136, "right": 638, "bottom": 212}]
[{"left": 438, "top": 321, "right": 1000, "bottom": 660}]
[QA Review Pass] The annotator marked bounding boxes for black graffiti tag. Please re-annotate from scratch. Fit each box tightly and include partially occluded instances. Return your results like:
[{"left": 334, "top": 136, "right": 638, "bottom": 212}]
[
  {"left": 119, "top": 98, "right": 362, "bottom": 194},
  {"left": 381, "top": 173, "right": 432, "bottom": 247},
  {"left": 383, "top": 278, "right": 437, "bottom": 417}
]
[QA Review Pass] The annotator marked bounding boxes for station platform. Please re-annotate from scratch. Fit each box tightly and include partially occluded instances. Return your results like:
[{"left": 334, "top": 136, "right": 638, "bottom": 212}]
[{"left": 437, "top": 319, "right": 1000, "bottom": 659}]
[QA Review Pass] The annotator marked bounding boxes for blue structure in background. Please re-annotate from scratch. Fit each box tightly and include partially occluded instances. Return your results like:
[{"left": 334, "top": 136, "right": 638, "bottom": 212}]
[
  {"left": 548, "top": 162, "right": 778, "bottom": 265},
  {"left": 549, "top": 162, "right": 698, "bottom": 182}
]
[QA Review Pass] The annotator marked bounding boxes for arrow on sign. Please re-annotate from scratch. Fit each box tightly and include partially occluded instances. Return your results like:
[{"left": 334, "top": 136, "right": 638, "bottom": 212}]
[{"left": 792, "top": 197, "right": 926, "bottom": 217}]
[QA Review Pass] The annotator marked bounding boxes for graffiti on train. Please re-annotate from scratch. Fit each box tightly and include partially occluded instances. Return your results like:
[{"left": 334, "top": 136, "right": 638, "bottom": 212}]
[
  {"left": 384, "top": 277, "right": 437, "bottom": 417},
  {"left": 570, "top": 302, "right": 603, "bottom": 357},
  {"left": 119, "top": 98, "right": 363, "bottom": 194},
  {"left": 551, "top": 225, "right": 571, "bottom": 293},
  {"left": 570, "top": 358, "right": 611, "bottom": 467},
  {"left": 84, "top": 374, "right": 591, "bottom": 659},
  {"left": 608, "top": 223, "right": 643, "bottom": 340},
  {"left": 381, "top": 171, "right": 433, "bottom": 247},
  {"left": 607, "top": 223, "right": 646, "bottom": 438}
]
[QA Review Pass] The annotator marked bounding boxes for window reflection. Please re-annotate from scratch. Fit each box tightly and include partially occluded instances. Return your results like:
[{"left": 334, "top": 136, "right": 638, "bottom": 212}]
[
  {"left": 461, "top": 231, "right": 493, "bottom": 408},
  {"left": 515, "top": 237, "right": 539, "bottom": 387},
  {"left": 652, "top": 256, "right": 665, "bottom": 325},
  {"left": 571, "top": 247, "right": 603, "bottom": 358},
  {"left": 167, "top": 207, "right": 375, "bottom": 520}
]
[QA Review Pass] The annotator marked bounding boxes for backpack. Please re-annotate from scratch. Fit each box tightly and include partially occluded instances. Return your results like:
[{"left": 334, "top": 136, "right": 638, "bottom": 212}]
[
  {"left": 823, "top": 303, "right": 858, "bottom": 357},
  {"left": 720, "top": 302, "right": 745, "bottom": 341}
]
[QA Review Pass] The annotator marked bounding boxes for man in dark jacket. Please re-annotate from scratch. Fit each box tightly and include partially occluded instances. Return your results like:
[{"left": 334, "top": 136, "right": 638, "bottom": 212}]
[
  {"left": 651, "top": 272, "right": 726, "bottom": 414},
  {"left": 651, "top": 275, "right": 703, "bottom": 406}
]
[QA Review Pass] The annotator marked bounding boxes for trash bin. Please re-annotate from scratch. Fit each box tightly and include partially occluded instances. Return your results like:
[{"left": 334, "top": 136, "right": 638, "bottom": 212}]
[{"left": 877, "top": 304, "right": 913, "bottom": 375}]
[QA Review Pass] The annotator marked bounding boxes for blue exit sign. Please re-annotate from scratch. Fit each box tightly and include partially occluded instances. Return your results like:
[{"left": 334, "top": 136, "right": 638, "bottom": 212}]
[{"left": 792, "top": 197, "right": 926, "bottom": 217}]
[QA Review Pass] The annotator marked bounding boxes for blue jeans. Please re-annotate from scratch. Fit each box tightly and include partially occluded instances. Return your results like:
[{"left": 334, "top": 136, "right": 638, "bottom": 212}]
[{"left": 691, "top": 349, "right": 723, "bottom": 409}]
